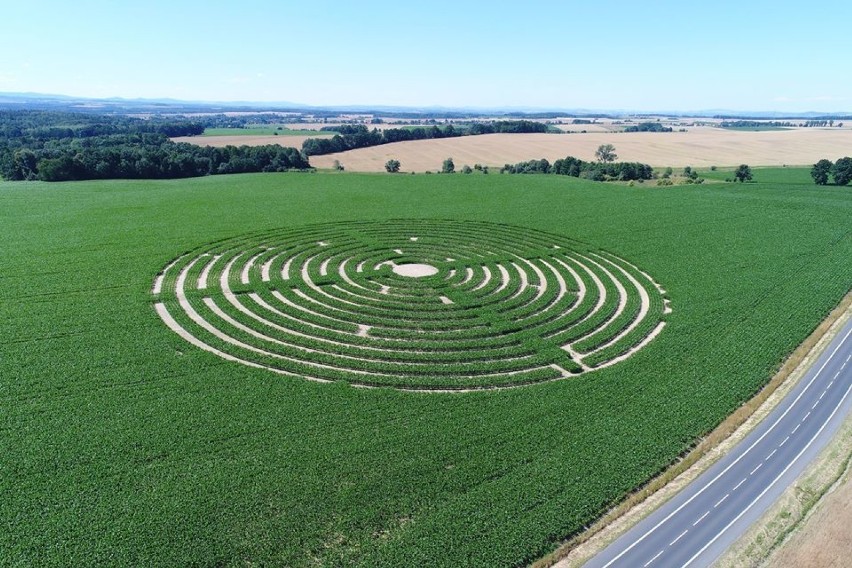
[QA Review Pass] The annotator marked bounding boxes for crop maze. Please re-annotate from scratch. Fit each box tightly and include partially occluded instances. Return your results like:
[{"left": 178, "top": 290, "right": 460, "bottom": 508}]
[{"left": 152, "top": 220, "right": 671, "bottom": 391}]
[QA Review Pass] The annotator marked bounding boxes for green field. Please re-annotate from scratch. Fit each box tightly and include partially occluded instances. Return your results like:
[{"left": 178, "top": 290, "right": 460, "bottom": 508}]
[
  {"left": 2, "top": 170, "right": 850, "bottom": 566},
  {"left": 201, "top": 126, "right": 335, "bottom": 136}
]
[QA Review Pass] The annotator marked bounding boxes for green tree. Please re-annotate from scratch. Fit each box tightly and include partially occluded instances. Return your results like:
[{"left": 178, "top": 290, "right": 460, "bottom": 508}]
[
  {"left": 811, "top": 159, "right": 833, "bottom": 185},
  {"left": 384, "top": 159, "right": 401, "bottom": 173},
  {"left": 10, "top": 149, "right": 38, "bottom": 180},
  {"left": 462, "top": 165, "right": 472, "bottom": 174},
  {"left": 832, "top": 156, "right": 852, "bottom": 186},
  {"left": 595, "top": 144, "right": 617, "bottom": 163},
  {"left": 442, "top": 157, "right": 455, "bottom": 174},
  {"left": 734, "top": 164, "right": 753, "bottom": 183}
]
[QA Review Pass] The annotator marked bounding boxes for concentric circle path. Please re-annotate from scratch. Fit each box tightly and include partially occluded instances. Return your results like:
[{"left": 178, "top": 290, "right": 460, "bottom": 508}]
[{"left": 152, "top": 220, "right": 671, "bottom": 391}]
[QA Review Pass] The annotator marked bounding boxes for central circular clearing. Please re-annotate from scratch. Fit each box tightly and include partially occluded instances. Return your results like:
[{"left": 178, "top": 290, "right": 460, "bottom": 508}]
[
  {"left": 151, "top": 220, "right": 671, "bottom": 391},
  {"left": 393, "top": 263, "right": 439, "bottom": 278}
]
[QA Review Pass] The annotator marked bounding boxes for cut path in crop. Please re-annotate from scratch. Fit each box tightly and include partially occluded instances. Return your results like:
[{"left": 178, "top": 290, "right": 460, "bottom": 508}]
[{"left": 152, "top": 220, "right": 669, "bottom": 391}]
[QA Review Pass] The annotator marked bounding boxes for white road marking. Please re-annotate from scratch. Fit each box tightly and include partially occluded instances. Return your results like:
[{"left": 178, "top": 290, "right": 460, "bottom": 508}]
[
  {"left": 670, "top": 529, "right": 688, "bottom": 546},
  {"left": 792, "top": 423, "right": 801, "bottom": 434},
  {"left": 803, "top": 411, "right": 811, "bottom": 421},
  {"left": 643, "top": 550, "right": 664, "bottom": 567},
  {"left": 780, "top": 435, "right": 790, "bottom": 447},
  {"left": 601, "top": 326, "right": 852, "bottom": 568},
  {"left": 733, "top": 478, "right": 747, "bottom": 491},
  {"left": 750, "top": 463, "right": 763, "bottom": 476},
  {"left": 812, "top": 400, "right": 821, "bottom": 410},
  {"left": 693, "top": 511, "right": 710, "bottom": 526},
  {"left": 819, "top": 390, "right": 827, "bottom": 401},
  {"left": 682, "top": 379, "right": 852, "bottom": 568},
  {"left": 766, "top": 449, "right": 777, "bottom": 461},
  {"left": 715, "top": 494, "right": 729, "bottom": 508}
]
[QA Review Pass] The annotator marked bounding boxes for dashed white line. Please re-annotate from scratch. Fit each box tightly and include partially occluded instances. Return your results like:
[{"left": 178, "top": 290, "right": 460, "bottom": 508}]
[
  {"left": 792, "top": 423, "right": 801, "bottom": 434},
  {"left": 693, "top": 511, "right": 710, "bottom": 526},
  {"left": 803, "top": 411, "right": 812, "bottom": 421},
  {"left": 819, "top": 390, "right": 827, "bottom": 401},
  {"left": 750, "top": 463, "right": 763, "bottom": 476},
  {"left": 780, "top": 435, "right": 790, "bottom": 447},
  {"left": 733, "top": 478, "right": 747, "bottom": 491},
  {"left": 601, "top": 326, "right": 852, "bottom": 568},
  {"left": 670, "top": 529, "right": 689, "bottom": 546},
  {"left": 812, "top": 400, "right": 821, "bottom": 410},
  {"left": 765, "top": 449, "right": 777, "bottom": 461},
  {"left": 682, "top": 379, "right": 852, "bottom": 568},
  {"left": 715, "top": 494, "right": 730, "bottom": 508},
  {"left": 644, "top": 550, "right": 665, "bottom": 567}
]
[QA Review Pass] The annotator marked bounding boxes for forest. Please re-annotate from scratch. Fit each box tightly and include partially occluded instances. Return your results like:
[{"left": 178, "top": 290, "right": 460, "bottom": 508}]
[
  {"left": 302, "top": 120, "right": 551, "bottom": 156},
  {"left": 0, "top": 111, "right": 310, "bottom": 181}
]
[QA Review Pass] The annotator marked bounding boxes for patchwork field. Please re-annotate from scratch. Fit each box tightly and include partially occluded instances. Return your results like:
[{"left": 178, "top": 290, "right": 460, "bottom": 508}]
[
  {"left": 305, "top": 127, "right": 852, "bottom": 172},
  {"left": 1, "top": 170, "right": 850, "bottom": 566}
]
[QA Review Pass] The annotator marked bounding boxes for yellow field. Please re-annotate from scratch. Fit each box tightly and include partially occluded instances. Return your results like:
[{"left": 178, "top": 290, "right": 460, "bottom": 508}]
[
  {"left": 173, "top": 126, "right": 852, "bottom": 172},
  {"left": 307, "top": 127, "right": 852, "bottom": 172}
]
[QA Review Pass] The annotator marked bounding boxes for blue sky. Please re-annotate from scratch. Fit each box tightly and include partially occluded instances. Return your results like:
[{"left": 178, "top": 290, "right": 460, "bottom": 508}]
[{"left": 2, "top": 0, "right": 851, "bottom": 112}]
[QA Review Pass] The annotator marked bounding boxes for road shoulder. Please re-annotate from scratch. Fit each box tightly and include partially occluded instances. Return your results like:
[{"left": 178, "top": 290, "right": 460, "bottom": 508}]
[{"left": 539, "top": 292, "right": 852, "bottom": 568}]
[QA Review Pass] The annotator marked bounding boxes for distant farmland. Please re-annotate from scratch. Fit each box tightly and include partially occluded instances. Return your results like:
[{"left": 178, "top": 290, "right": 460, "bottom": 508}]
[
  {"left": 172, "top": 124, "right": 852, "bottom": 173},
  {"left": 307, "top": 128, "right": 852, "bottom": 172}
]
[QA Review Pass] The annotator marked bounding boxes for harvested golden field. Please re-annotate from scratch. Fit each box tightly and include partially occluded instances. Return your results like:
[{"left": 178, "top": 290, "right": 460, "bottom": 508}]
[
  {"left": 555, "top": 123, "right": 621, "bottom": 133},
  {"left": 307, "top": 127, "right": 852, "bottom": 172}
]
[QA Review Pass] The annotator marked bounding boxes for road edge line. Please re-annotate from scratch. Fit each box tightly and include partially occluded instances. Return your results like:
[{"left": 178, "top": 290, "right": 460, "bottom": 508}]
[{"left": 535, "top": 290, "right": 852, "bottom": 568}]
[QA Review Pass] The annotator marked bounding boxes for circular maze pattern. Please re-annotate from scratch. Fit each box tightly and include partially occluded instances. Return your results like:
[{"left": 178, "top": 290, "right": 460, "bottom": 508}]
[{"left": 152, "top": 220, "right": 671, "bottom": 391}]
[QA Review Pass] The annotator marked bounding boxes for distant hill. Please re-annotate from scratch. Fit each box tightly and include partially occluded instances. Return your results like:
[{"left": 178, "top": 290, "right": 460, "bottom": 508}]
[{"left": 0, "top": 91, "right": 850, "bottom": 120}]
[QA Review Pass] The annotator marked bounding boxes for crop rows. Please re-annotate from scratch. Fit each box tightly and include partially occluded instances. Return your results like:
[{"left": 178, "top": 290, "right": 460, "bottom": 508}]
[{"left": 152, "top": 220, "right": 669, "bottom": 390}]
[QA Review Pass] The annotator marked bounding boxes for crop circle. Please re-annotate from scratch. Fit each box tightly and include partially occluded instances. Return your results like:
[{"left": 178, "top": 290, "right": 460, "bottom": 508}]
[{"left": 152, "top": 220, "right": 671, "bottom": 391}]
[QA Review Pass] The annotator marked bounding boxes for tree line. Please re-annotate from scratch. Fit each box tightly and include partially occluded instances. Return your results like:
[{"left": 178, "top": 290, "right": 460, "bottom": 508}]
[
  {"left": 500, "top": 155, "right": 654, "bottom": 181},
  {"left": 0, "top": 111, "right": 311, "bottom": 181},
  {"left": 623, "top": 122, "right": 673, "bottom": 132},
  {"left": 811, "top": 158, "right": 852, "bottom": 186},
  {"left": 302, "top": 120, "right": 550, "bottom": 156}
]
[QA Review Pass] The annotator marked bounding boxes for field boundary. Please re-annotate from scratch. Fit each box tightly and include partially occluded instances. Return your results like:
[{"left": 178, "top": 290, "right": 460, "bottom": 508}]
[{"left": 536, "top": 290, "right": 852, "bottom": 568}]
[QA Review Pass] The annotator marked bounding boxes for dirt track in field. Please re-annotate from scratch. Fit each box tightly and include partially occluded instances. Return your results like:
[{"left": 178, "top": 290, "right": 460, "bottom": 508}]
[{"left": 306, "top": 128, "right": 852, "bottom": 172}]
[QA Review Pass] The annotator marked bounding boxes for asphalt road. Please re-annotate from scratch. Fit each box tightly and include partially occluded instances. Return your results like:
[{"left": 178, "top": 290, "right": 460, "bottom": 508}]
[{"left": 584, "top": 317, "right": 852, "bottom": 568}]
